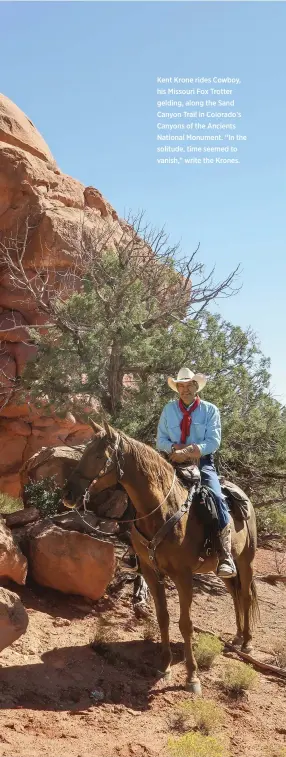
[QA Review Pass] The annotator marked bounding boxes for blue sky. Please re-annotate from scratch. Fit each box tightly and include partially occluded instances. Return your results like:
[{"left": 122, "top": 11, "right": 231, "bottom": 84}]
[{"left": 0, "top": 1, "right": 285, "bottom": 402}]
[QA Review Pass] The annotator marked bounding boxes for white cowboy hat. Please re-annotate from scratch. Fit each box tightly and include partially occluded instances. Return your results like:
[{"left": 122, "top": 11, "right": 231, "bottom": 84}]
[{"left": 167, "top": 366, "right": 207, "bottom": 393}]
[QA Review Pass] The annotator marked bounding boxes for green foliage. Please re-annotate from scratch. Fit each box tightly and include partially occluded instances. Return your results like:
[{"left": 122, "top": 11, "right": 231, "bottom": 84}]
[
  {"left": 168, "top": 732, "right": 227, "bottom": 757},
  {"left": 19, "top": 242, "right": 286, "bottom": 528},
  {"left": 194, "top": 633, "right": 223, "bottom": 669},
  {"left": 0, "top": 492, "right": 23, "bottom": 513},
  {"left": 174, "top": 699, "right": 224, "bottom": 735},
  {"left": 23, "top": 477, "right": 62, "bottom": 517},
  {"left": 222, "top": 661, "right": 258, "bottom": 695},
  {"left": 256, "top": 506, "right": 286, "bottom": 538}
]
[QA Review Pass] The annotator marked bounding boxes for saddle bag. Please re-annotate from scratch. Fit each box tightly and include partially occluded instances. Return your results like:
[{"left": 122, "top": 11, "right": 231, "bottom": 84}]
[{"left": 220, "top": 478, "right": 251, "bottom": 521}]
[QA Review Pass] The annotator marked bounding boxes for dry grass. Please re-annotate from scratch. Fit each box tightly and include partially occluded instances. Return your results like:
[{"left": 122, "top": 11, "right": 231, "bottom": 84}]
[
  {"left": 92, "top": 614, "right": 119, "bottom": 646},
  {"left": 222, "top": 660, "right": 258, "bottom": 695},
  {"left": 0, "top": 492, "right": 23, "bottom": 514},
  {"left": 173, "top": 699, "right": 224, "bottom": 735},
  {"left": 194, "top": 633, "right": 223, "bottom": 669},
  {"left": 168, "top": 732, "right": 228, "bottom": 757},
  {"left": 274, "top": 640, "right": 286, "bottom": 669}
]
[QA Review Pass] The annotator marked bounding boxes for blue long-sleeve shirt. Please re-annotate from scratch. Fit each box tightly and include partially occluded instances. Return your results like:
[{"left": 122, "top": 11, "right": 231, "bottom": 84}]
[{"left": 156, "top": 399, "right": 221, "bottom": 456}]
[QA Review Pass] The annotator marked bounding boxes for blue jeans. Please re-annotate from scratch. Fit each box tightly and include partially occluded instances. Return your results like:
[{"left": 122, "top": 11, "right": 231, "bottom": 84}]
[{"left": 199, "top": 455, "right": 230, "bottom": 530}]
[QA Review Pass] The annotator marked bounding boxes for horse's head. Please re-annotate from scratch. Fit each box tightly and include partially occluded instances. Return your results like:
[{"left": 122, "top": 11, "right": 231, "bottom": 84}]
[{"left": 62, "top": 419, "right": 123, "bottom": 509}]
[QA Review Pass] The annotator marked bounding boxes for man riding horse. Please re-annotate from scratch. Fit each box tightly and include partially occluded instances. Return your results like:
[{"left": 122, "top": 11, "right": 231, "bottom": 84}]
[{"left": 156, "top": 366, "right": 236, "bottom": 578}]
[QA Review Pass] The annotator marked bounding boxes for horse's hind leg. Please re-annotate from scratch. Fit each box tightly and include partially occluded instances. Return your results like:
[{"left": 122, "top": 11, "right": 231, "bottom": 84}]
[
  {"left": 236, "top": 557, "right": 256, "bottom": 653},
  {"left": 173, "top": 572, "right": 201, "bottom": 695},
  {"left": 223, "top": 575, "right": 244, "bottom": 648},
  {"left": 140, "top": 561, "right": 172, "bottom": 677}
]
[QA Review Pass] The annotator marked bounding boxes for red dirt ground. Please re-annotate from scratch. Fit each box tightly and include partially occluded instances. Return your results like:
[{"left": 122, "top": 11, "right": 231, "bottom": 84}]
[{"left": 0, "top": 547, "right": 285, "bottom": 757}]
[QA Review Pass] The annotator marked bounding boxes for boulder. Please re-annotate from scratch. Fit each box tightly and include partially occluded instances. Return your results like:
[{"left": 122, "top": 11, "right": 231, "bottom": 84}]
[
  {"left": 20, "top": 444, "right": 86, "bottom": 495},
  {"left": 3, "top": 506, "right": 40, "bottom": 529},
  {"left": 51, "top": 510, "right": 118, "bottom": 536},
  {"left": 0, "top": 587, "right": 29, "bottom": 653},
  {"left": 27, "top": 521, "right": 115, "bottom": 600},
  {"left": 0, "top": 515, "right": 27, "bottom": 584},
  {"left": 20, "top": 444, "right": 128, "bottom": 522}
]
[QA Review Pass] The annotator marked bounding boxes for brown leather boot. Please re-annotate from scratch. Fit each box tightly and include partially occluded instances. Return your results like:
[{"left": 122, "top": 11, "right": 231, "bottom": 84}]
[{"left": 216, "top": 524, "right": 237, "bottom": 578}]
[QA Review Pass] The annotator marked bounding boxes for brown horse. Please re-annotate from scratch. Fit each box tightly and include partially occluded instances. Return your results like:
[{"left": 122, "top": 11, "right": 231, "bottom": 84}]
[{"left": 63, "top": 420, "right": 259, "bottom": 695}]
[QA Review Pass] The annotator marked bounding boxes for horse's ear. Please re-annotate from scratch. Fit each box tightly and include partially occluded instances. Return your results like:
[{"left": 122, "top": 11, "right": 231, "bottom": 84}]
[
  {"left": 102, "top": 418, "right": 116, "bottom": 441},
  {"left": 89, "top": 418, "right": 104, "bottom": 436}
]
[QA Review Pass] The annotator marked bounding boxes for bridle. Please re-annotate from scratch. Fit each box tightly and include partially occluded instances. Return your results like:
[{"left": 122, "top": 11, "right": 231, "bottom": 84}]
[
  {"left": 82, "top": 432, "right": 124, "bottom": 510},
  {"left": 82, "top": 432, "right": 177, "bottom": 525}
]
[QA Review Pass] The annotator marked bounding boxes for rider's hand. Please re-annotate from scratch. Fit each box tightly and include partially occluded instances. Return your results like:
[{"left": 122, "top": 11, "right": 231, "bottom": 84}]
[{"left": 169, "top": 444, "right": 201, "bottom": 463}]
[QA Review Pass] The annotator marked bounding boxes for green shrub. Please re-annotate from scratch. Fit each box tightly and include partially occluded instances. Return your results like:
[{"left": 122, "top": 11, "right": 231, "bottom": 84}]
[
  {"left": 23, "top": 477, "right": 62, "bottom": 517},
  {"left": 168, "top": 731, "right": 227, "bottom": 757},
  {"left": 222, "top": 661, "right": 258, "bottom": 694},
  {"left": 174, "top": 699, "right": 224, "bottom": 735},
  {"left": 256, "top": 506, "right": 286, "bottom": 538},
  {"left": 0, "top": 492, "right": 23, "bottom": 514},
  {"left": 194, "top": 633, "right": 223, "bottom": 669}
]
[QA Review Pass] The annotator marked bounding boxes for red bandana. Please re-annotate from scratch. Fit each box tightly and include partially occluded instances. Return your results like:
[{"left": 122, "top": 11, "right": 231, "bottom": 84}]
[{"left": 179, "top": 396, "right": 200, "bottom": 444}]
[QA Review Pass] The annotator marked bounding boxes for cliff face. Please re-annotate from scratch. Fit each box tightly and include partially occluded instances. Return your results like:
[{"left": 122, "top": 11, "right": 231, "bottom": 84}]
[{"left": 0, "top": 94, "right": 123, "bottom": 497}]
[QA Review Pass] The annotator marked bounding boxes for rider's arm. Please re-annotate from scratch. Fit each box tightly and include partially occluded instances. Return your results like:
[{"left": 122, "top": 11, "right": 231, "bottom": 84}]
[
  {"left": 156, "top": 407, "right": 173, "bottom": 454},
  {"left": 196, "top": 404, "right": 221, "bottom": 456}
]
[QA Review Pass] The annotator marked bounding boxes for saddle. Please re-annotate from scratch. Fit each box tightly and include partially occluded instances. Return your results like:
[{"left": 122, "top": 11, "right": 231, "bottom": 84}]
[
  {"left": 174, "top": 463, "right": 251, "bottom": 523},
  {"left": 174, "top": 462, "right": 220, "bottom": 538}
]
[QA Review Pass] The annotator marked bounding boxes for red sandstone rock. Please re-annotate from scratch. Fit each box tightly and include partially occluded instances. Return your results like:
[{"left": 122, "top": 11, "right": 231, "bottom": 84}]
[
  {"left": 19, "top": 444, "right": 87, "bottom": 494},
  {"left": 27, "top": 521, "right": 115, "bottom": 600},
  {"left": 3, "top": 506, "right": 40, "bottom": 529},
  {"left": 0, "top": 515, "right": 27, "bottom": 584},
  {"left": 0, "top": 473, "right": 21, "bottom": 498},
  {"left": 0, "top": 429, "right": 28, "bottom": 476},
  {"left": 0, "top": 587, "right": 29, "bottom": 653},
  {"left": 0, "top": 93, "right": 124, "bottom": 497},
  {"left": 5, "top": 341, "right": 37, "bottom": 375},
  {"left": 0, "top": 309, "right": 29, "bottom": 342},
  {"left": 0, "top": 93, "right": 55, "bottom": 164}
]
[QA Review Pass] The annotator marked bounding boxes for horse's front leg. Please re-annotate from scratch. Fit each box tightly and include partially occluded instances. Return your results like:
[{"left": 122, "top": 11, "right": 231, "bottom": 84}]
[
  {"left": 140, "top": 560, "right": 172, "bottom": 678},
  {"left": 173, "top": 572, "right": 202, "bottom": 695}
]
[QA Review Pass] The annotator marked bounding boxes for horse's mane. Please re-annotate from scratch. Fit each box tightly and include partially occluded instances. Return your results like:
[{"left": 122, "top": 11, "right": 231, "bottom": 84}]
[{"left": 120, "top": 431, "right": 185, "bottom": 499}]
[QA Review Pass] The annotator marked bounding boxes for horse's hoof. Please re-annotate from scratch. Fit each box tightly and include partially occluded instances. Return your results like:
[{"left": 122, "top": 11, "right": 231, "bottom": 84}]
[
  {"left": 186, "top": 678, "right": 202, "bottom": 696},
  {"left": 231, "top": 636, "right": 243, "bottom": 649},
  {"left": 156, "top": 668, "right": 172, "bottom": 680},
  {"left": 241, "top": 643, "right": 253, "bottom": 654}
]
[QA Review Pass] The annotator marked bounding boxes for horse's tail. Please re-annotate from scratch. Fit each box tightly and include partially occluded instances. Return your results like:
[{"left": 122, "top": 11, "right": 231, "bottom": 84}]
[
  {"left": 249, "top": 577, "right": 260, "bottom": 627},
  {"left": 230, "top": 570, "right": 260, "bottom": 630}
]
